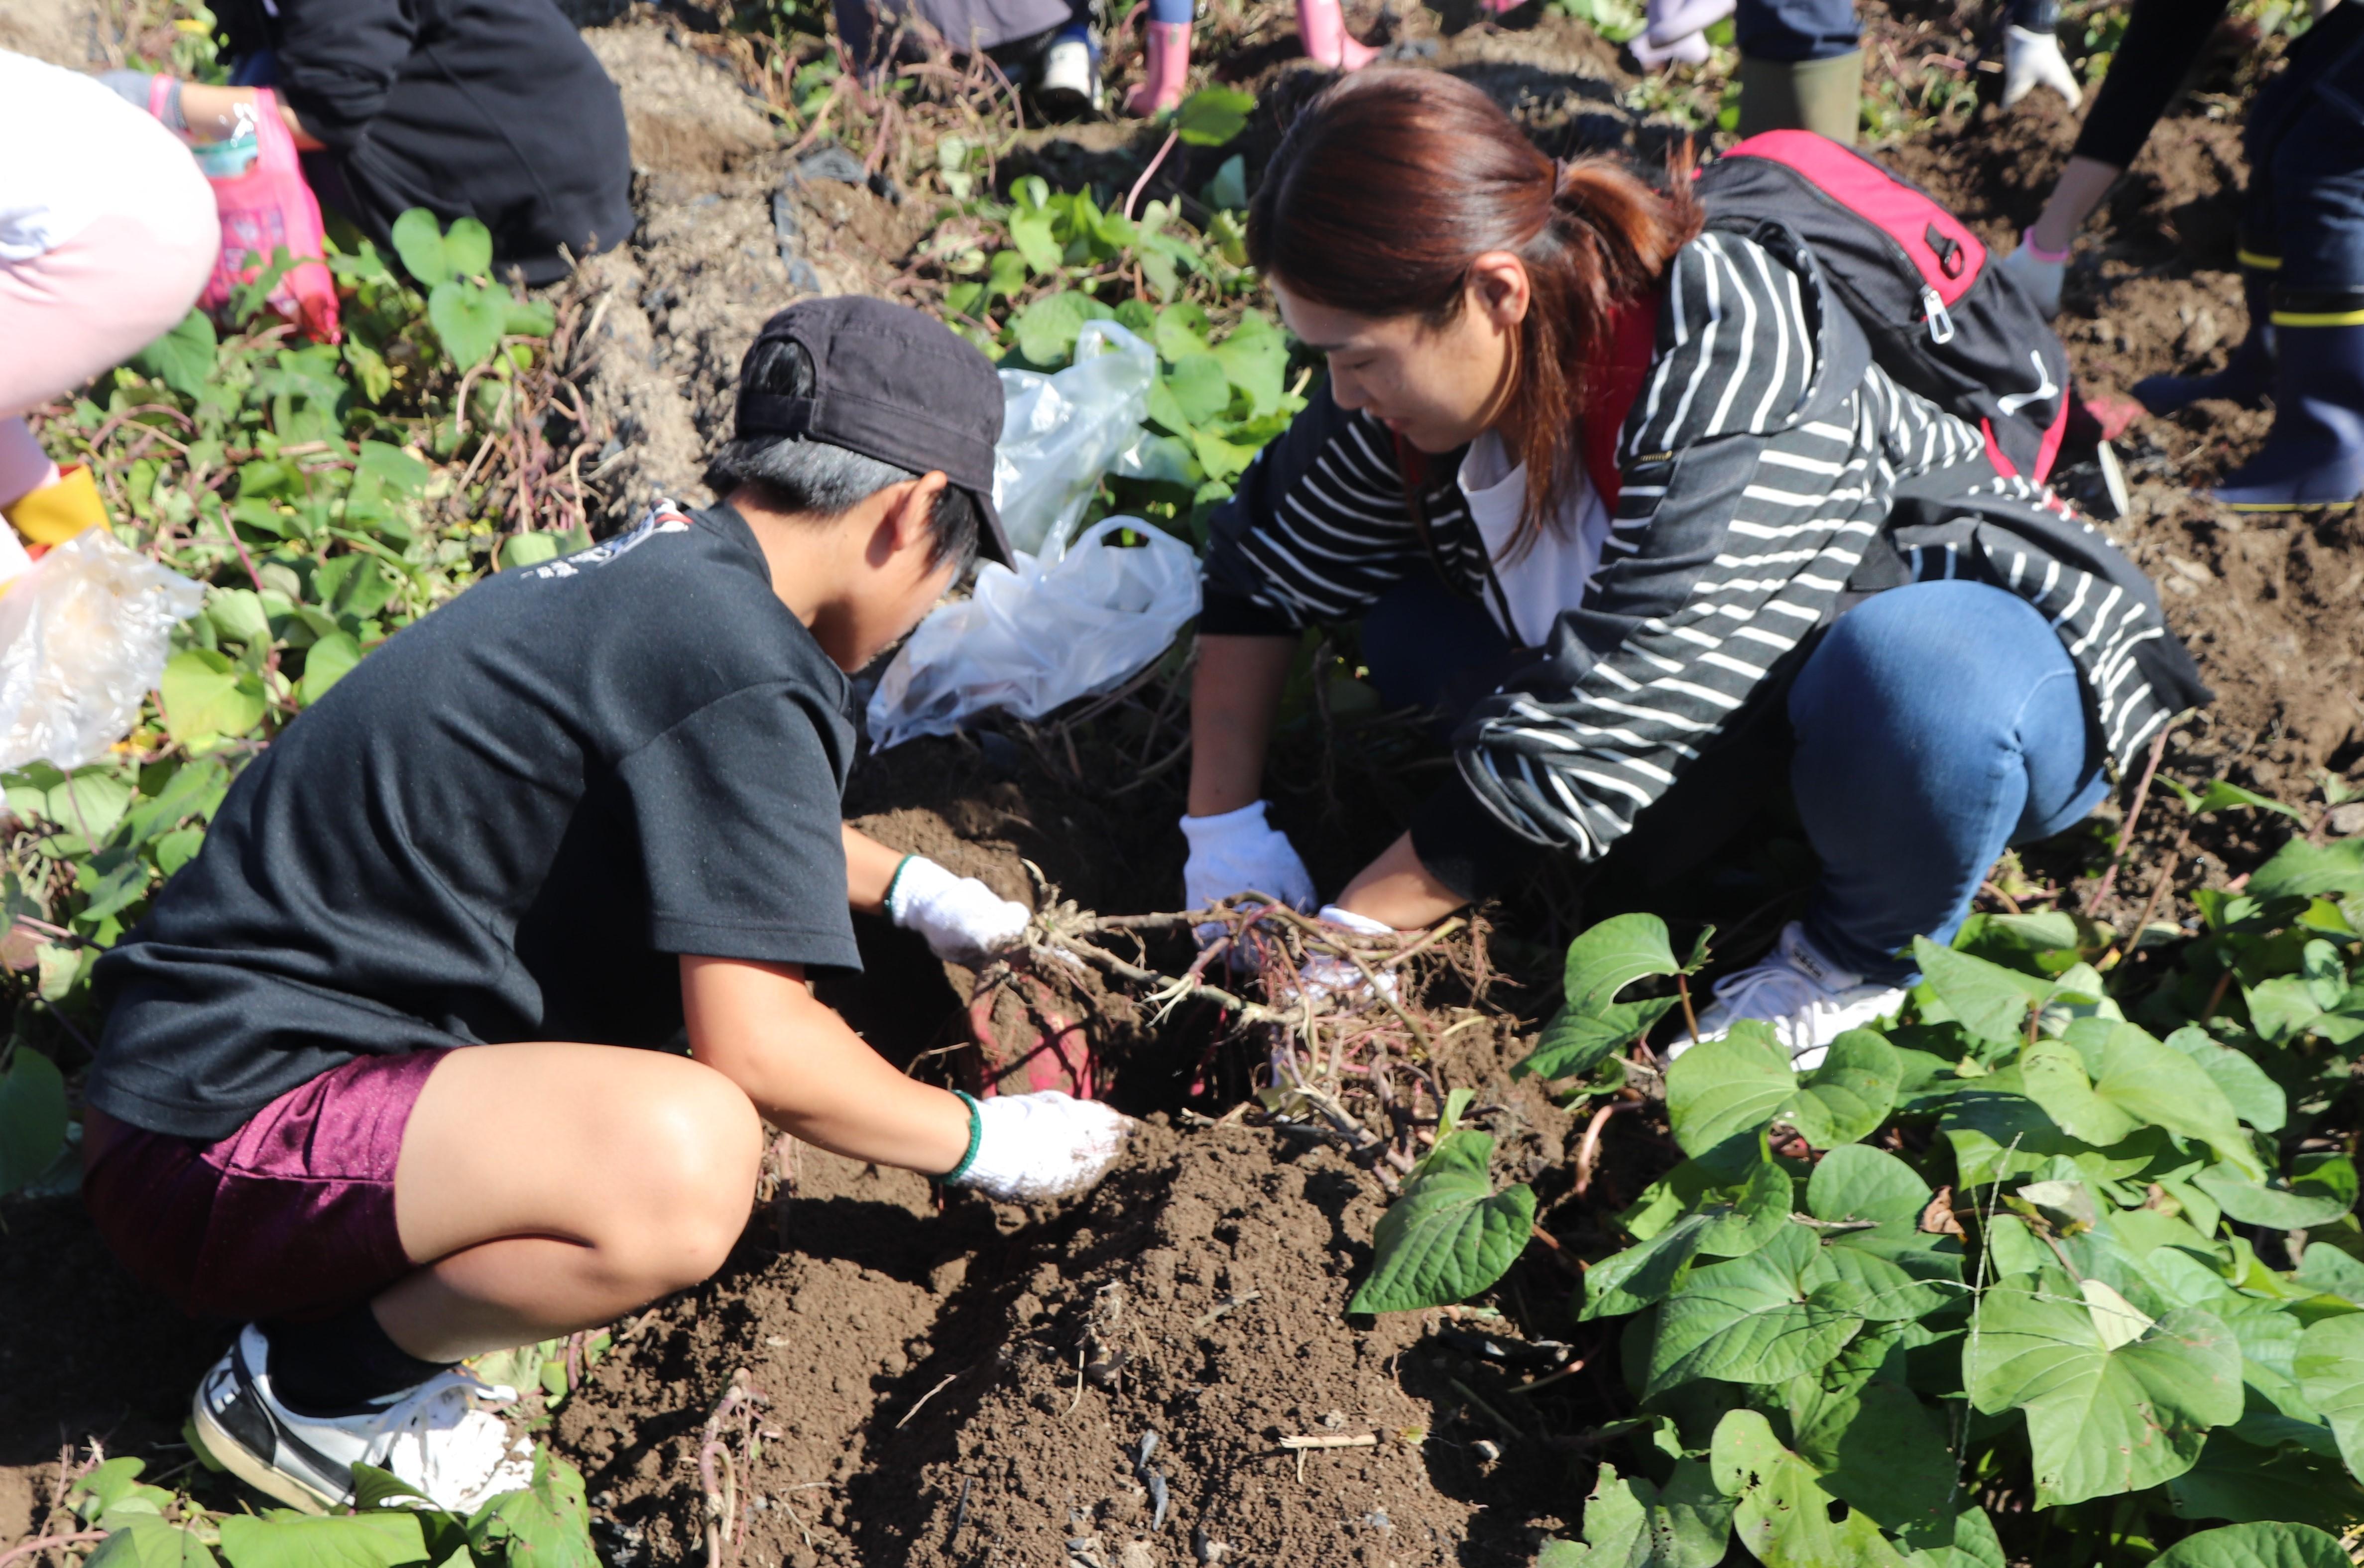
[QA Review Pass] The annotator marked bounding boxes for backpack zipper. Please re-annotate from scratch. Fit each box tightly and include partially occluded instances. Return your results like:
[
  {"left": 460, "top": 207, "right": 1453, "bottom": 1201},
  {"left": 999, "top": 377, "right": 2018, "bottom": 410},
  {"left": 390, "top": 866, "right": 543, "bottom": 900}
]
[
  {"left": 1733, "top": 158, "right": 1969, "bottom": 348},
  {"left": 1921, "top": 287, "right": 1957, "bottom": 345}
]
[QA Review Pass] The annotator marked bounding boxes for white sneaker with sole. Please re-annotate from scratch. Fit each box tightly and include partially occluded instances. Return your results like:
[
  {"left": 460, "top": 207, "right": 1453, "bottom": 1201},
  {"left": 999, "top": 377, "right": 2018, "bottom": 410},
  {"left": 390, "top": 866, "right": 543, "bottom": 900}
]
[
  {"left": 1684, "top": 921, "right": 1906, "bottom": 1069},
  {"left": 192, "top": 1324, "right": 532, "bottom": 1513}
]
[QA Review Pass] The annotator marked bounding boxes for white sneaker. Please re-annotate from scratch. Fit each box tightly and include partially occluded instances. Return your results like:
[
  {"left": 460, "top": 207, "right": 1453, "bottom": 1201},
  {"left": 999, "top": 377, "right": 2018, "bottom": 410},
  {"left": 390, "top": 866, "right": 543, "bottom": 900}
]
[
  {"left": 1685, "top": 922, "right": 1906, "bottom": 1069},
  {"left": 192, "top": 1324, "right": 533, "bottom": 1513}
]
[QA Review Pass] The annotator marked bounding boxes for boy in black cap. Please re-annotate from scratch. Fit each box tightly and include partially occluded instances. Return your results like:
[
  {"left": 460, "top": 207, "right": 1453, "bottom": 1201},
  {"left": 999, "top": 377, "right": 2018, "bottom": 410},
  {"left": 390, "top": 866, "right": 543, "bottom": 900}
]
[{"left": 79, "top": 297, "right": 1130, "bottom": 1514}]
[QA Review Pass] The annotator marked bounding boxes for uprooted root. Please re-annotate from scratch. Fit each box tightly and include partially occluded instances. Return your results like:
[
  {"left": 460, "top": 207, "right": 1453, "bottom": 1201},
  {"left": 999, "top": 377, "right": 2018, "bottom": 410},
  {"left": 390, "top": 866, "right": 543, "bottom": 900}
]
[{"left": 970, "top": 871, "right": 1518, "bottom": 1189}]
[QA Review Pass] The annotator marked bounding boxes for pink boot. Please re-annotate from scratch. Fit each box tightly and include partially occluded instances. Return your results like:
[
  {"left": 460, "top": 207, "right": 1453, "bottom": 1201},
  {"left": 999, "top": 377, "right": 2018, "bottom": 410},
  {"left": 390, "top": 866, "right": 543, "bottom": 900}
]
[
  {"left": 1297, "top": 0, "right": 1380, "bottom": 70},
  {"left": 1125, "top": 20, "right": 1193, "bottom": 115}
]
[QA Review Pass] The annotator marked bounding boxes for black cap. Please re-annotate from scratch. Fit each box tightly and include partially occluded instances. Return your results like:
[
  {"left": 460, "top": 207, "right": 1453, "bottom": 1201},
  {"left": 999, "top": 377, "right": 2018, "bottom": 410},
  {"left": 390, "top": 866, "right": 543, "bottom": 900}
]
[{"left": 734, "top": 297, "right": 1014, "bottom": 567}]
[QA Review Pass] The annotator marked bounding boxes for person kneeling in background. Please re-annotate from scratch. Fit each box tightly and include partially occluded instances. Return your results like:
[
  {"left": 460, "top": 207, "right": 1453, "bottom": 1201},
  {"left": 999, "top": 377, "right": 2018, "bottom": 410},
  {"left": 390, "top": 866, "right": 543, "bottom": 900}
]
[
  {"left": 1, "top": 51, "right": 218, "bottom": 558},
  {"left": 79, "top": 298, "right": 1129, "bottom": 1514},
  {"left": 103, "top": 0, "right": 633, "bottom": 285}
]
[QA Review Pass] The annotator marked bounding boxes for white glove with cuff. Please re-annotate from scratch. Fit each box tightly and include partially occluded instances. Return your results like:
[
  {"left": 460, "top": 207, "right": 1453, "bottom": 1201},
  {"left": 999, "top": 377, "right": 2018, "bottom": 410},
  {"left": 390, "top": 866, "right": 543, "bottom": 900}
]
[
  {"left": 944, "top": 1089, "right": 1131, "bottom": 1202},
  {"left": 2002, "top": 24, "right": 2081, "bottom": 109},
  {"left": 1180, "top": 801, "right": 1316, "bottom": 914},
  {"left": 1997, "top": 232, "right": 2067, "bottom": 320},
  {"left": 886, "top": 856, "right": 1030, "bottom": 963}
]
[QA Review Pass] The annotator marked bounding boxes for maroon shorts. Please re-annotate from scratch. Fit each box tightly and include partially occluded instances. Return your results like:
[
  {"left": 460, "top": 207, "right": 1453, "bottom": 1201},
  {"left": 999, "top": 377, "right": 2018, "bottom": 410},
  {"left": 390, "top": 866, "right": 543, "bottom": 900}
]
[{"left": 83, "top": 1049, "right": 446, "bottom": 1322}]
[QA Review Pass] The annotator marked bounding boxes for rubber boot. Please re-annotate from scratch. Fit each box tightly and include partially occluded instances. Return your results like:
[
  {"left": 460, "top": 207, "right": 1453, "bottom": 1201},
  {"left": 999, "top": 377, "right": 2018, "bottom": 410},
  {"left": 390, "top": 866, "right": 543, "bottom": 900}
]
[
  {"left": 1297, "top": 0, "right": 1380, "bottom": 71},
  {"left": 1736, "top": 48, "right": 1863, "bottom": 143},
  {"left": 1125, "top": 20, "right": 1192, "bottom": 116},
  {"left": 2133, "top": 267, "right": 2275, "bottom": 415},
  {"left": 2211, "top": 319, "right": 2364, "bottom": 510}
]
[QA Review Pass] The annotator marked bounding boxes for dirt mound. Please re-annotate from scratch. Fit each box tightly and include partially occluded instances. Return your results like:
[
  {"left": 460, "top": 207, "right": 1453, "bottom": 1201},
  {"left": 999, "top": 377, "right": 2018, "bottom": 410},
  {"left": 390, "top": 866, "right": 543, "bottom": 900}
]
[{"left": 560, "top": 1090, "right": 1593, "bottom": 1568}]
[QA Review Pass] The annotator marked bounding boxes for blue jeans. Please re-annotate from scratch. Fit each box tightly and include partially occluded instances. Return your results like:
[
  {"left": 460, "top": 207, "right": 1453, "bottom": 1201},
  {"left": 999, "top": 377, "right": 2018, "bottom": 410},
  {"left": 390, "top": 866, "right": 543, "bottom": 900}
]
[{"left": 1363, "top": 576, "right": 2105, "bottom": 984}]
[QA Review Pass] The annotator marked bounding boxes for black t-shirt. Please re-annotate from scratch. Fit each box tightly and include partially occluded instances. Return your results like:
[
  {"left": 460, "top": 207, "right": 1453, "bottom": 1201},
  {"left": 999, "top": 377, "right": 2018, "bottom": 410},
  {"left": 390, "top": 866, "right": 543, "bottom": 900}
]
[{"left": 88, "top": 504, "right": 861, "bottom": 1141}]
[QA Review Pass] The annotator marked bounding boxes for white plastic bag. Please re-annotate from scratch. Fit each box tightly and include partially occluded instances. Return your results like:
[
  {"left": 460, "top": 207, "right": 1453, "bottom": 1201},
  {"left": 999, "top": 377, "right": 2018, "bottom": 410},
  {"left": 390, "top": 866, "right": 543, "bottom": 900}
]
[
  {"left": 0, "top": 529, "right": 204, "bottom": 771},
  {"left": 867, "top": 517, "right": 1199, "bottom": 749},
  {"left": 993, "top": 320, "right": 1157, "bottom": 563}
]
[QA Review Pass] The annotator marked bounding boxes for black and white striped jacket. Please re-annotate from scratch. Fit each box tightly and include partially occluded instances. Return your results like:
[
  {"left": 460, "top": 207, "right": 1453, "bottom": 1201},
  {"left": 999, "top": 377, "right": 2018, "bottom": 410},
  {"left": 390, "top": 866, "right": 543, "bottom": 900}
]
[{"left": 1201, "top": 227, "right": 2209, "bottom": 867}]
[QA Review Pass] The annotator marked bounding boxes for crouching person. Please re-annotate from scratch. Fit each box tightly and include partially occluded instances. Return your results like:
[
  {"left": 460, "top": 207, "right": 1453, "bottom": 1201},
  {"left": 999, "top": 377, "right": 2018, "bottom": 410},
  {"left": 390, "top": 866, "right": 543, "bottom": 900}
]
[
  {"left": 78, "top": 297, "right": 1129, "bottom": 1514},
  {"left": 1182, "top": 73, "right": 2211, "bottom": 1063}
]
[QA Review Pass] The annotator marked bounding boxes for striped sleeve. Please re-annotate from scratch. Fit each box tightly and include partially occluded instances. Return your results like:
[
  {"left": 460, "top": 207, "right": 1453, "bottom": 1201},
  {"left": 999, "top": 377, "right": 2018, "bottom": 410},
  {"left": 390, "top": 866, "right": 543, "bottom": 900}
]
[
  {"left": 1446, "top": 238, "right": 1878, "bottom": 860},
  {"left": 1199, "top": 384, "right": 1428, "bottom": 633}
]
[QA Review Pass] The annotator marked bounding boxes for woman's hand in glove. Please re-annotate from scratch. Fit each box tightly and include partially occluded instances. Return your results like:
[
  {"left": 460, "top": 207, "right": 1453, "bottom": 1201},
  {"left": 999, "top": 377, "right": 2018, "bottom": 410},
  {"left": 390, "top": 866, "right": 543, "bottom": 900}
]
[
  {"left": 887, "top": 856, "right": 1031, "bottom": 963},
  {"left": 945, "top": 1090, "right": 1133, "bottom": 1202},
  {"left": 1997, "top": 233, "right": 2067, "bottom": 320},
  {"left": 1180, "top": 801, "right": 1315, "bottom": 917},
  {"left": 1295, "top": 904, "right": 1402, "bottom": 1004}
]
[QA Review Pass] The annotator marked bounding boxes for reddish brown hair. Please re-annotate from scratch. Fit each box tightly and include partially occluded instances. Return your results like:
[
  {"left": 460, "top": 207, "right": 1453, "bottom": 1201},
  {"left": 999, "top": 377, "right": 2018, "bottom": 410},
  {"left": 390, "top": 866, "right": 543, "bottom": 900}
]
[{"left": 1248, "top": 70, "right": 1702, "bottom": 556}]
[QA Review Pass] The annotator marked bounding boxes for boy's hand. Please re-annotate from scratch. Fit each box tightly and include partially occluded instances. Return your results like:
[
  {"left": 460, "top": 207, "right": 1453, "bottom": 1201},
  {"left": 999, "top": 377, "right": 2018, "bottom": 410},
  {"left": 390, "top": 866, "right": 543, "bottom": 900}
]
[
  {"left": 949, "top": 1090, "right": 1132, "bottom": 1202},
  {"left": 887, "top": 855, "right": 1031, "bottom": 962}
]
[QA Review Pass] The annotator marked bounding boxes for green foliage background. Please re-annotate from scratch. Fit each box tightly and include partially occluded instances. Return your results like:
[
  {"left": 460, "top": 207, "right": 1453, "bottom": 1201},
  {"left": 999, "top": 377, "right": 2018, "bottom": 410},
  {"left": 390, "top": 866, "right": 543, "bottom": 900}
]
[{"left": 1353, "top": 815, "right": 2364, "bottom": 1565}]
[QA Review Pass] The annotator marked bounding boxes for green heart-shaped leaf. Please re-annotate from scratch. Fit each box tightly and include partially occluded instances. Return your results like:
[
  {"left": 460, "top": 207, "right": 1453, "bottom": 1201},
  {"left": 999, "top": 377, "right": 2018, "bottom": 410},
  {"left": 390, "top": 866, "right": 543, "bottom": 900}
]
[
  {"left": 1709, "top": 1409, "right": 1906, "bottom": 1568},
  {"left": 1966, "top": 1275, "right": 2241, "bottom": 1506},
  {"left": 1785, "top": 1029, "right": 1900, "bottom": 1148},
  {"left": 1348, "top": 1131, "right": 1536, "bottom": 1314},
  {"left": 1650, "top": 1225, "right": 1865, "bottom": 1394},
  {"left": 389, "top": 208, "right": 451, "bottom": 285},
  {"left": 1666, "top": 1027, "right": 1794, "bottom": 1158},
  {"left": 0, "top": 1044, "right": 68, "bottom": 1196},
  {"left": 428, "top": 280, "right": 507, "bottom": 371},
  {"left": 160, "top": 649, "right": 268, "bottom": 746},
  {"left": 2152, "top": 1523, "right": 2355, "bottom": 1568}
]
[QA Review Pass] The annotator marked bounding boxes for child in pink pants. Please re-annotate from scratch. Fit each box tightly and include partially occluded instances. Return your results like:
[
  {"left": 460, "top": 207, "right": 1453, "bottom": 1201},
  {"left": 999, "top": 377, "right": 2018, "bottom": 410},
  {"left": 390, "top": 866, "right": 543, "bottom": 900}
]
[{"left": 0, "top": 50, "right": 218, "bottom": 552}]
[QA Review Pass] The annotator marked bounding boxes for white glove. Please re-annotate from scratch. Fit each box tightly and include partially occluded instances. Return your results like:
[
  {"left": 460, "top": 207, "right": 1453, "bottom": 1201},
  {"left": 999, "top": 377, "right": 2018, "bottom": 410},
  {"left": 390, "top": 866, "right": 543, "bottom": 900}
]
[
  {"left": 1297, "top": 904, "right": 1401, "bottom": 1004},
  {"left": 1180, "top": 802, "right": 1316, "bottom": 914},
  {"left": 948, "top": 1090, "right": 1132, "bottom": 1202},
  {"left": 2002, "top": 24, "right": 2080, "bottom": 109},
  {"left": 886, "top": 855, "right": 1031, "bottom": 963},
  {"left": 1997, "top": 234, "right": 2066, "bottom": 320}
]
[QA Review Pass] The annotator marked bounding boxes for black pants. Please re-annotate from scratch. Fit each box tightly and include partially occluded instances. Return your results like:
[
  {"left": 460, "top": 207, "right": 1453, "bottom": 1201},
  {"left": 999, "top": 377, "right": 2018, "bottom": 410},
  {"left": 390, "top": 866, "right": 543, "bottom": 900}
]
[{"left": 2240, "top": 0, "right": 2364, "bottom": 299}]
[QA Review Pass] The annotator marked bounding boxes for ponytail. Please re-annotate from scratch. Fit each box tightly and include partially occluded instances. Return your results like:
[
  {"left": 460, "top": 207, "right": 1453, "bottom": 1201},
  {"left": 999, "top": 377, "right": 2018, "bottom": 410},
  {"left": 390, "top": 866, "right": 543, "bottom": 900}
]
[{"left": 1249, "top": 72, "right": 1702, "bottom": 558}]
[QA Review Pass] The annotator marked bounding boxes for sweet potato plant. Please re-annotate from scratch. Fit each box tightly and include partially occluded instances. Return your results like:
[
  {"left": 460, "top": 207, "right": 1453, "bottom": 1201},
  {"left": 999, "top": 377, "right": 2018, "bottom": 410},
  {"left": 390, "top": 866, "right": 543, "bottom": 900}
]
[{"left": 1349, "top": 816, "right": 2364, "bottom": 1565}]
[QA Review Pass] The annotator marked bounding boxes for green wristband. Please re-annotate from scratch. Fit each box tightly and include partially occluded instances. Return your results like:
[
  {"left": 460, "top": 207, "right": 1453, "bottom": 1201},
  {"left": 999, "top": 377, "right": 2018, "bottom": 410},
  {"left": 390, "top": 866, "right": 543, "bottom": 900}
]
[
  {"left": 883, "top": 853, "right": 919, "bottom": 919},
  {"left": 942, "top": 1090, "right": 983, "bottom": 1184}
]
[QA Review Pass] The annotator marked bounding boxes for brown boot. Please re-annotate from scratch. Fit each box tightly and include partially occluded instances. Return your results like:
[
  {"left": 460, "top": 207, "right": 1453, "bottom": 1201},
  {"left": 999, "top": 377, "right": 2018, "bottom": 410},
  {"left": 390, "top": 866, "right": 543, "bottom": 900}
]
[{"left": 1737, "top": 48, "right": 1864, "bottom": 143}]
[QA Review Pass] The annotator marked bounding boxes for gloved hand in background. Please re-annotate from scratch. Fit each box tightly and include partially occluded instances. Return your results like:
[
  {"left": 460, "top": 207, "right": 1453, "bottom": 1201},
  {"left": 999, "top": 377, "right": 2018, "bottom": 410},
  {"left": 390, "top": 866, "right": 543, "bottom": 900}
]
[
  {"left": 944, "top": 1089, "right": 1133, "bottom": 1202},
  {"left": 1180, "top": 801, "right": 1315, "bottom": 916},
  {"left": 886, "top": 855, "right": 1032, "bottom": 963},
  {"left": 1296, "top": 904, "right": 1401, "bottom": 1004},
  {"left": 1997, "top": 232, "right": 2068, "bottom": 319},
  {"left": 2001, "top": 24, "right": 2080, "bottom": 109}
]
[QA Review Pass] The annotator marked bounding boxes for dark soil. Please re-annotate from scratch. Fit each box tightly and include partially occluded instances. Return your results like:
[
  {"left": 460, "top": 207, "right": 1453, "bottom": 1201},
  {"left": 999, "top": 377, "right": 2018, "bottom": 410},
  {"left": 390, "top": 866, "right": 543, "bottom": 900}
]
[{"left": 5, "top": 0, "right": 2364, "bottom": 1561}]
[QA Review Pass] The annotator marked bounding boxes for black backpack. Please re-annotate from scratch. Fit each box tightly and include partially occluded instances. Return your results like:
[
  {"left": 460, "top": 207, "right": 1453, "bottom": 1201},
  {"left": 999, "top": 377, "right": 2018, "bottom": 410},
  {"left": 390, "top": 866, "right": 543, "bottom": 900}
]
[{"left": 1697, "top": 130, "right": 2072, "bottom": 484}]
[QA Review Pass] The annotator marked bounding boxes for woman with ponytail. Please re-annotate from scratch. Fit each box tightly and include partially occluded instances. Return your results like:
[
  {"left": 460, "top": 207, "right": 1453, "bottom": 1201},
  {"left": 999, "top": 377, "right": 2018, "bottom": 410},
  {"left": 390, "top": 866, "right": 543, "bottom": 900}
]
[{"left": 1182, "top": 70, "right": 2206, "bottom": 1060}]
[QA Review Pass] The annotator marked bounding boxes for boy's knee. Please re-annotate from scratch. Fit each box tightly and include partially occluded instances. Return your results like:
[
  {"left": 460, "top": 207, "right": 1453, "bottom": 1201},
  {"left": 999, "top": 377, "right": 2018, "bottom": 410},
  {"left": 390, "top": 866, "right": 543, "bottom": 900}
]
[{"left": 619, "top": 1067, "right": 762, "bottom": 1283}]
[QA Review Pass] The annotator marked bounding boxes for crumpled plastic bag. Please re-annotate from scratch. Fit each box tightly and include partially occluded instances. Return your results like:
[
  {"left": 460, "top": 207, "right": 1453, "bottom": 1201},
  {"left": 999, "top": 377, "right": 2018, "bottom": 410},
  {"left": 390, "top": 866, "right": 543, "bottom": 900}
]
[
  {"left": 0, "top": 529, "right": 204, "bottom": 771},
  {"left": 993, "top": 321, "right": 1157, "bottom": 563},
  {"left": 867, "top": 517, "right": 1199, "bottom": 749}
]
